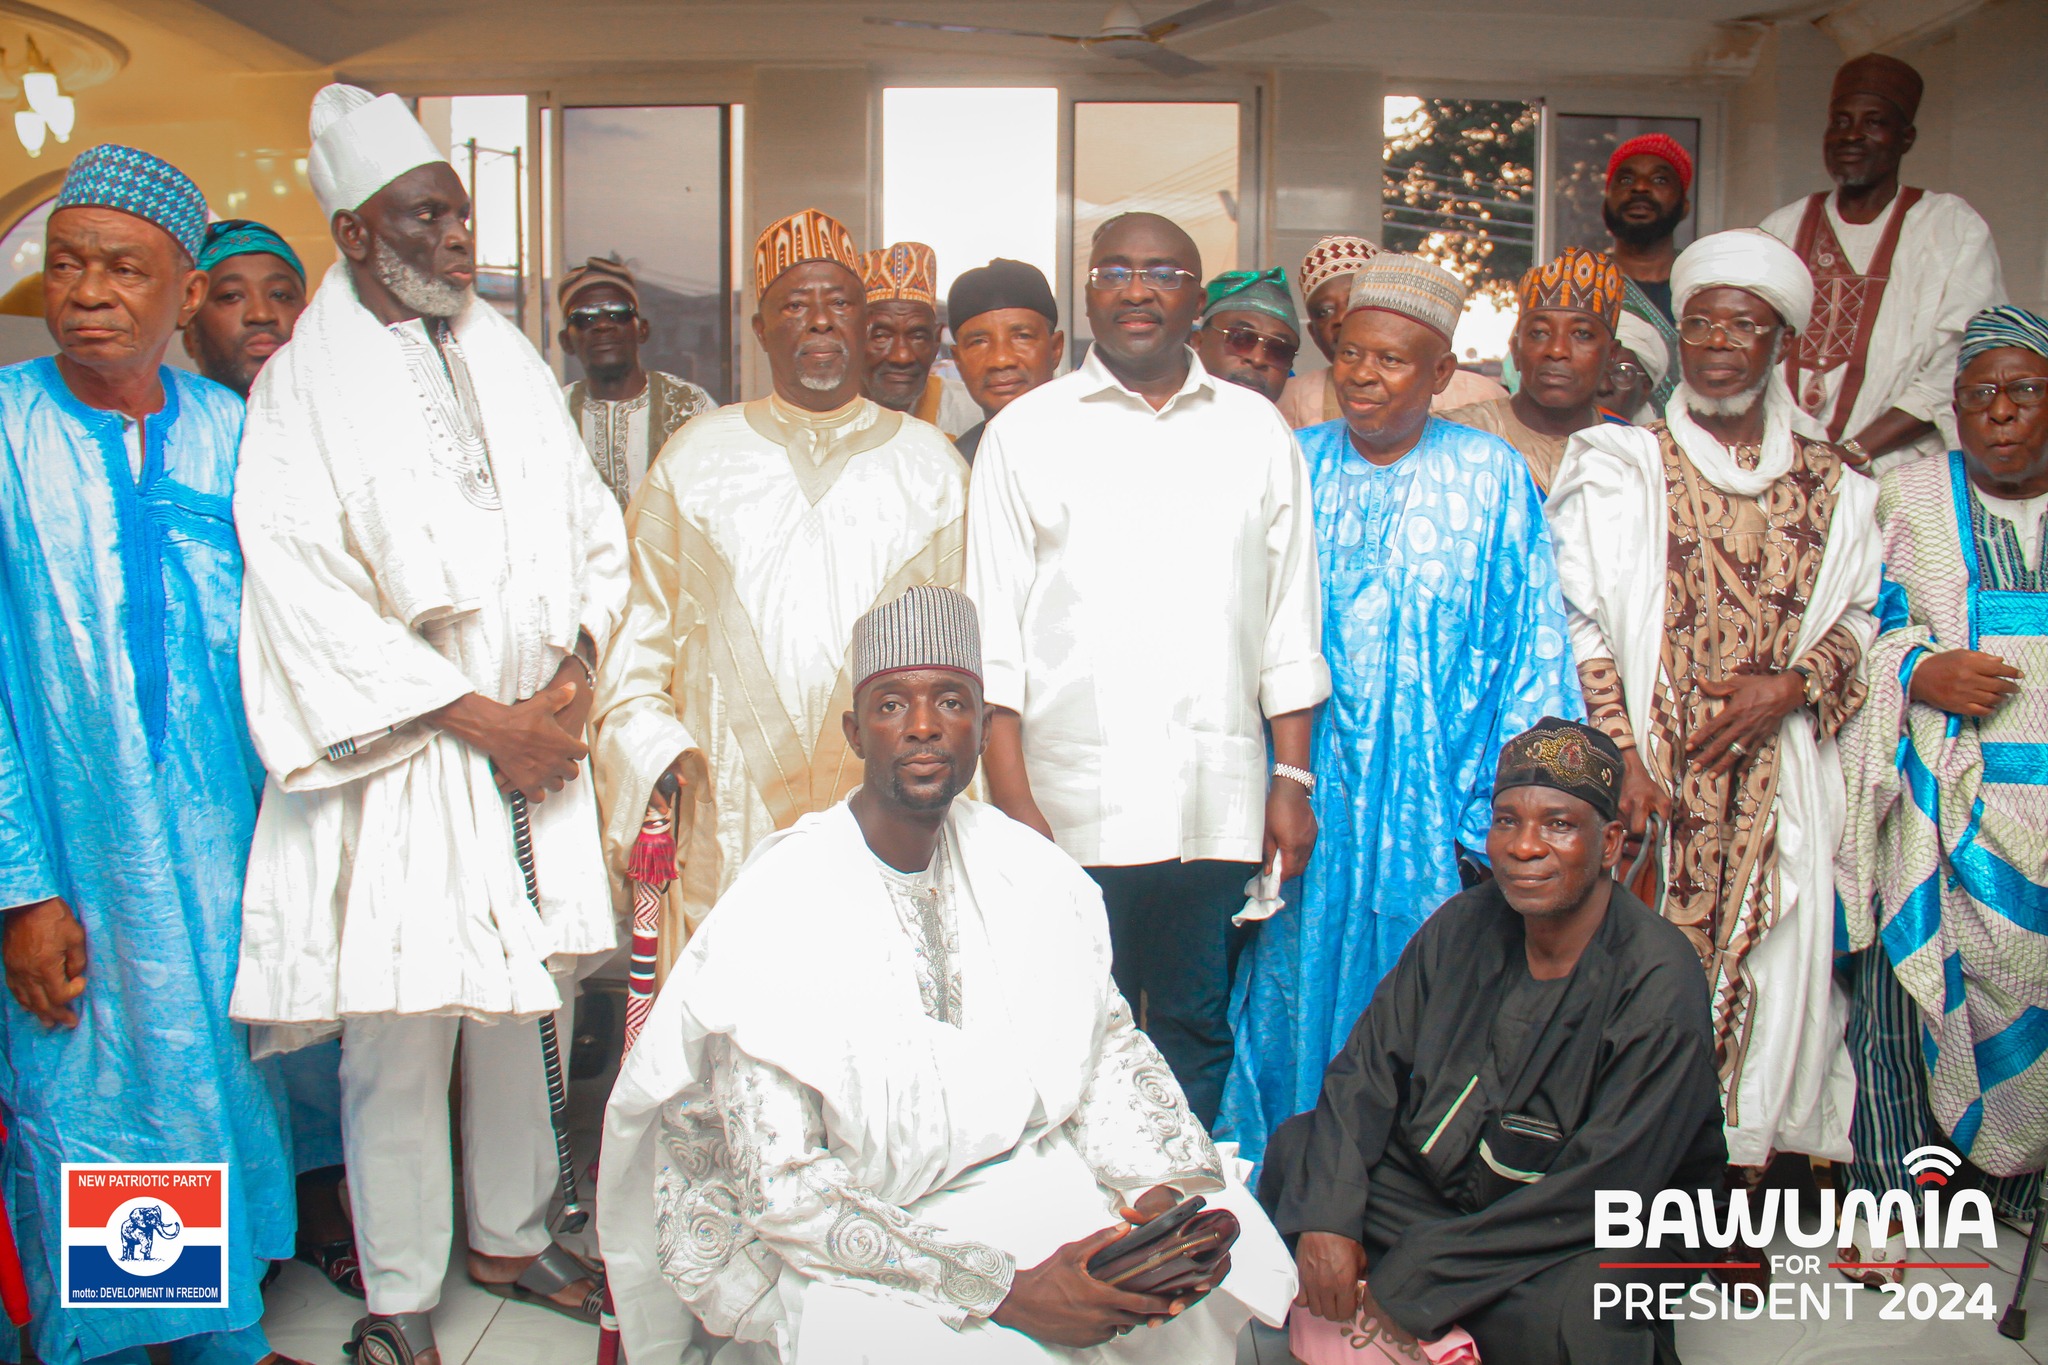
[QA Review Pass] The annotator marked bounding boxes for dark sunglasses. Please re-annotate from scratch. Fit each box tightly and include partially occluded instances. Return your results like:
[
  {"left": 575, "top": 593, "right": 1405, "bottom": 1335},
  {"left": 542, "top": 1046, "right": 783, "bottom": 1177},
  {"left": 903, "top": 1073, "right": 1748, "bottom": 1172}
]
[
  {"left": 1206, "top": 320, "right": 1299, "bottom": 368},
  {"left": 568, "top": 302, "right": 637, "bottom": 327}
]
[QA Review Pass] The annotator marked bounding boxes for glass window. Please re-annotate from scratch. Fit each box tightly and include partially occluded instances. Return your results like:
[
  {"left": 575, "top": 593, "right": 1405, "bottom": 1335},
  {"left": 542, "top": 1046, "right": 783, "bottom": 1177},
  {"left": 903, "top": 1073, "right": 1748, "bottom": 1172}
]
[
  {"left": 0, "top": 198, "right": 52, "bottom": 299},
  {"left": 1552, "top": 114, "right": 1701, "bottom": 257},
  {"left": 1071, "top": 101, "right": 1239, "bottom": 360},
  {"left": 882, "top": 88, "right": 1057, "bottom": 303},
  {"left": 418, "top": 95, "right": 532, "bottom": 329},
  {"left": 561, "top": 105, "right": 731, "bottom": 400}
]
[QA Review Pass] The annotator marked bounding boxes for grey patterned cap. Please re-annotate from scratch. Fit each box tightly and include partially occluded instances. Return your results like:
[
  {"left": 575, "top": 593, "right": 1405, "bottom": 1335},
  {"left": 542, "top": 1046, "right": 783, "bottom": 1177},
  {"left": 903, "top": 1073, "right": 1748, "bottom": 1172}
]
[{"left": 850, "top": 586, "right": 982, "bottom": 692}]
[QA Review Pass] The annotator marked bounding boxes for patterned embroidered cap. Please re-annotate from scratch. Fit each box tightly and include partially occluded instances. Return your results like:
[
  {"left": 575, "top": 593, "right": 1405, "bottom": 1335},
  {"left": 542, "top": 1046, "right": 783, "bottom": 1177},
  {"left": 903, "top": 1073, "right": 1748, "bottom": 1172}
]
[
  {"left": 559, "top": 255, "right": 639, "bottom": 311},
  {"left": 1606, "top": 134, "right": 1693, "bottom": 193},
  {"left": 55, "top": 144, "right": 208, "bottom": 261},
  {"left": 197, "top": 219, "right": 305, "bottom": 281},
  {"left": 1202, "top": 267, "right": 1299, "bottom": 332},
  {"left": 755, "top": 207, "right": 861, "bottom": 296},
  {"left": 1517, "top": 247, "right": 1622, "bottom": 333},
  {"left": 860, "top": 242, "right": 939, "bottom": 307},
  {"left": 1298, "top": 234, "right": 1379, "bottom": 301},
  {"left": 1494, "top": 717, "right": 1624, "bottom": 823},
  {"left": 1344, "top": 252, "right": 1468, "bottom": 344},
  {"left": 1957, "top": 305, "right": 2048, "bottom": 372},
  {"left": 850, "top": 585, "right": 982, "bottom": 693},
  {"left": 1832, "top": 53, "right": 1923, "bottom": 123}
]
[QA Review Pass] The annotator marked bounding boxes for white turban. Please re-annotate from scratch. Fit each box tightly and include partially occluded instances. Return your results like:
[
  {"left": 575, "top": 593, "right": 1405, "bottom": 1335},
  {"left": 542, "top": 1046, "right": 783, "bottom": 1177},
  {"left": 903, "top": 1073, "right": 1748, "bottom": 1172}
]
[
  {"left": 1669, "top": 228, "right": 1814, "bottom": 334},
  {"left": 308, "top": 84, "right": 447, "bottom": 218},
  {"left": 1613, "top": 309, "right": 1670, "bottom": 390}
]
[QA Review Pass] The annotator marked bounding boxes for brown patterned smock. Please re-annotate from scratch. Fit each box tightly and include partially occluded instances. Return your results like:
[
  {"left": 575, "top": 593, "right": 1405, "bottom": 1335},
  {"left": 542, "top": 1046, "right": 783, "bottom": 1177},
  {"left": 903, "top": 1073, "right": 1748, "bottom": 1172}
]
[{"left": 1578, "top": 424, "right": 1865, "bottom": 1114}]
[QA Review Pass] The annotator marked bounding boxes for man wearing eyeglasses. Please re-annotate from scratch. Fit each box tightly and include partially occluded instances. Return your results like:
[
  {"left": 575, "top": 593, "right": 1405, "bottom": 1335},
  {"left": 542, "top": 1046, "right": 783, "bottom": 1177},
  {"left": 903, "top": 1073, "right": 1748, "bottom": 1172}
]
[
  {"left": 1443, "top": 246, "right": 1625, "bottom": 494},
  {"left": 1831, "top": 305, "right": 2048, "bottom": 1283},
  {"left": 1547, "top": 229, "right": 1883, "bottom": 1181},
  {"left": 559, "top": 255, "right": 717, "bottom": 508},
  {"left": 1193, "top": 268, "right": 1300, "bottom": 406},
  {"left": 965, "top": 211, "right": 1329, "bottom": 1127},
  {"left": 1760, "top": 54, "right": 2004, "bottom": 471}
]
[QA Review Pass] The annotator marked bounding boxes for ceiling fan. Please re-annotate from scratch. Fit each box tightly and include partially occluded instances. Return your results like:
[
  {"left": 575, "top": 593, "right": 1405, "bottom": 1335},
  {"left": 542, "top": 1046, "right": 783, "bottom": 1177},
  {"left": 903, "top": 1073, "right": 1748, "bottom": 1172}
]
[{"left": 862, "top": 0, "right": 1294, "bottom": 77}]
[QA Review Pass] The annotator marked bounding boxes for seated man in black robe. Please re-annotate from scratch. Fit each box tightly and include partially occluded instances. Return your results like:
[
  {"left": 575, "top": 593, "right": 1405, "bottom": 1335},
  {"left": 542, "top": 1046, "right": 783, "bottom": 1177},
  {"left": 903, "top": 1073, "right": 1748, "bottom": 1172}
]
[{"left": 1260, "top": 717, "right": 1726, "bottom": 1364}]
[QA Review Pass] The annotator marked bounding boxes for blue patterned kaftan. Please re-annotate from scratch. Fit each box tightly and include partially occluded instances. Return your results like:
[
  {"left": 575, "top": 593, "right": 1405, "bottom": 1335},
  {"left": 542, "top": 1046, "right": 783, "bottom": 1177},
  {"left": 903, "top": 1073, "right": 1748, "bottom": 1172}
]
[
  {"left": 0, "top": 359, "right": 292, "bottom": 1365},
  {"left": 1220, "top": 417, "right": 1582, "bottom": 1168}
]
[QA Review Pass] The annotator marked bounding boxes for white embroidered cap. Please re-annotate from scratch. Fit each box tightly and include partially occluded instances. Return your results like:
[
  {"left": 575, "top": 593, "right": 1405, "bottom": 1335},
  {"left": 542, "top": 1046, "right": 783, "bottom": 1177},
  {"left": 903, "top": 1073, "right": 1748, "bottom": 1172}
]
[
  {"left": 850, "top": 586, "right": 982, "bottom": 693},
  {"left": 308, "top": 83, "right": 447, "bottom": 218}
]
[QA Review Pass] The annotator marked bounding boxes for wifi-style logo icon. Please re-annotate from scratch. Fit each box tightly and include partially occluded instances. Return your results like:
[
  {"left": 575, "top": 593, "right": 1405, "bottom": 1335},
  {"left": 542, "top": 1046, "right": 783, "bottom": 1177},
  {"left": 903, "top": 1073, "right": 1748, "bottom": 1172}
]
[{"left": 1904, "top": 1145, "right": 1961, "bottom": 1187}]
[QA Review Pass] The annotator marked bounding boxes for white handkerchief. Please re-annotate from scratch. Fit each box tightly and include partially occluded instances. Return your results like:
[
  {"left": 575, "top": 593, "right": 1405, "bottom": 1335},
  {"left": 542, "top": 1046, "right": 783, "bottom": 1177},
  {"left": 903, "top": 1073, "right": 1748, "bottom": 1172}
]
[{"left": 1233, "top": 861, "right": 1285, "bottom": 926}]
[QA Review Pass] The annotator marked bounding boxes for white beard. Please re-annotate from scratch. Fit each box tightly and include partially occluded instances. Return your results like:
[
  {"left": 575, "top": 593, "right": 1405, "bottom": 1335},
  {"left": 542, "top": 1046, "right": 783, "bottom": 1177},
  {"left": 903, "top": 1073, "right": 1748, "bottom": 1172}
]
[
  {"left": 1678, "top": 374, "right": 1769, "bottom": 421},
  {"left": 372, "top": 238, "right": 472, "bottom": 320}
]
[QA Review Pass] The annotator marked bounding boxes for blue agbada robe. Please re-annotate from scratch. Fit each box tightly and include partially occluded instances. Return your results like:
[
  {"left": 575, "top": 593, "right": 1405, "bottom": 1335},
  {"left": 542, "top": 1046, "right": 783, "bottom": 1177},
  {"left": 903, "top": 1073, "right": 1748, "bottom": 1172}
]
[
  {"left": 1220, "top": 417, "right": 1583, "bottom": 1169},
  {"left": 0, "top": 359, "right": 292, "bottom": 1364}
]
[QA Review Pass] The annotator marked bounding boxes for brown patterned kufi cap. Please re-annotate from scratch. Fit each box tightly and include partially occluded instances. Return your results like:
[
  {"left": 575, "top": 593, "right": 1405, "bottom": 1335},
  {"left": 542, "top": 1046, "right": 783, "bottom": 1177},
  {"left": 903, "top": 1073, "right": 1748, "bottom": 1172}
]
[
  {"left": 1298, "top": 234, "right": 1380, "bottom": 301},
  {"left": 754, "top": 207, "right": 861, "bottom": 295},
  {"left": 1494, "top": 718, "right": 1623, "bottom": 823},
  {"left": 1517, "top": 247, "right": 1623, "bottom": 333},
  {"left": 850, "top": 586, "right": 982, "bottom": 693},
  {"left": 860, "top": 242, "right": 939, "bottom": 307},
  {"left": 1344, "top": 252, "right": 1468, "bottom": 343},
  {"left": 559, "top": 255, "right": 638, "bottom": 311},
  {"left": 1832, "top": 53, "right": 1923, "bottom": 122}
]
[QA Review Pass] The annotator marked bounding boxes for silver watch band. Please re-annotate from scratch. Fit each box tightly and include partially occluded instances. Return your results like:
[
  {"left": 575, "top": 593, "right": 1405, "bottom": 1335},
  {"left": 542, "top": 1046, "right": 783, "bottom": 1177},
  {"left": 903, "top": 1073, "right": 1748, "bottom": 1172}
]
[{"left": 1272, "top": 762, "right": 1316, "bottom": 793}]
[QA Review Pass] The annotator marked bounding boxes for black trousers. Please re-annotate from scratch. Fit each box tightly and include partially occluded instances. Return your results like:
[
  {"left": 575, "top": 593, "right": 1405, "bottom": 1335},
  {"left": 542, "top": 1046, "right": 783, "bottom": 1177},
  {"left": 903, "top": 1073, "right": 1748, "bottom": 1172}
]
[{"left": 1086, "top": 858, "right": 1256, "bottom": 1127}]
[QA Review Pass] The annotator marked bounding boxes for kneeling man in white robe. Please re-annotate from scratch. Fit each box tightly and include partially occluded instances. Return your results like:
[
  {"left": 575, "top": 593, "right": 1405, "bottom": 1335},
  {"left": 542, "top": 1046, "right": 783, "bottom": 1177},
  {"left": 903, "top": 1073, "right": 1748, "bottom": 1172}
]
[{"left": 600, "top": 586, "right": 1296, "bottom": 1364}]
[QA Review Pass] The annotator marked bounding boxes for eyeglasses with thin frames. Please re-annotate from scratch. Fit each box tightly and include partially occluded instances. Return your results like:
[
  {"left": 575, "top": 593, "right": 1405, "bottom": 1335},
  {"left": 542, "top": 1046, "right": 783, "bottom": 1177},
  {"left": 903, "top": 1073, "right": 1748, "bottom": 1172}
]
[
  {"left": 1677, "top": 315, "right": 1777, "bottom": 349},
  {"left": 1956, "top": 378, "right": 2048, "bottom": 412},
  {"left": 1087, "top": 266, "right": 1199, "bottom": 292},
  {"left": 1205, "top": 320, "right": 1299, "bottom": 368}
]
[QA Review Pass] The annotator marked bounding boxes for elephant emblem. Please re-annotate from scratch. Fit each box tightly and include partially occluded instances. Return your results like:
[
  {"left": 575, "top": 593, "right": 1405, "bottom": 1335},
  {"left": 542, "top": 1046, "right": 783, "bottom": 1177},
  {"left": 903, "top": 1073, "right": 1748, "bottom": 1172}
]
[{"left": 118, "top": 1204, "right": 182, "bottom": 1262}]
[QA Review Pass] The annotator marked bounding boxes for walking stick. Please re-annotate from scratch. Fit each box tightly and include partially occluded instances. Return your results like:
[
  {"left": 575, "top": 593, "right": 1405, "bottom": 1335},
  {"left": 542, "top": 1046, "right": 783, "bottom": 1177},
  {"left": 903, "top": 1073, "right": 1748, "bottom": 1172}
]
[
  {"left": 597, "top": 773, "right": 680, "bottom": 1365},
  {"left": 1999, "top": 1180, "right": 2048, "bottom": 1340},
  {"left": 508, "top": 790, "right": 590, "bottom": 1235}
]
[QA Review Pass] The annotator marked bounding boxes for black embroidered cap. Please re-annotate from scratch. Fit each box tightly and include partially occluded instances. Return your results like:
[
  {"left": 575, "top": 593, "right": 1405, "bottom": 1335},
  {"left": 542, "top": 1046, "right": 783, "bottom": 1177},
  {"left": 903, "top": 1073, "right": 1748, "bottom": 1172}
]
[{"left": 1493, "top": 716, "right": 1624, "bottom": 822}]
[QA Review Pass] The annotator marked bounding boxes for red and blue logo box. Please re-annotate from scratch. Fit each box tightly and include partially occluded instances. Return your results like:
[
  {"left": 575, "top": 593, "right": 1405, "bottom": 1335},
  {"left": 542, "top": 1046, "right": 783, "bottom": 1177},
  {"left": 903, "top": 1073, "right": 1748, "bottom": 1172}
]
[{"left": 59, "top": 1165, "right": 228, "bottom": 1309}]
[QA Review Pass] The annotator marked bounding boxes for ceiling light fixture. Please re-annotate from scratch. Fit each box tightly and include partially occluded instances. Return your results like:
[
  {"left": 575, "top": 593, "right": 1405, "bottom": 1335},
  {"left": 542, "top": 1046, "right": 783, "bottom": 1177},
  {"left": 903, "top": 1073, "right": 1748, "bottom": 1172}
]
[{"left": 12, "top": 37, "right": 70, "bottom": 158}]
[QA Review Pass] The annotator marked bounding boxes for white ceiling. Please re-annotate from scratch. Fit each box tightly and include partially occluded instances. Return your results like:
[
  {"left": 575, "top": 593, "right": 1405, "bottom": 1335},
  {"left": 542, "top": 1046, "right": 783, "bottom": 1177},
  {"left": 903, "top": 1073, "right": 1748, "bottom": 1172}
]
[{"left": 167, "top": 0, "right": 1845, "bottom": 87}]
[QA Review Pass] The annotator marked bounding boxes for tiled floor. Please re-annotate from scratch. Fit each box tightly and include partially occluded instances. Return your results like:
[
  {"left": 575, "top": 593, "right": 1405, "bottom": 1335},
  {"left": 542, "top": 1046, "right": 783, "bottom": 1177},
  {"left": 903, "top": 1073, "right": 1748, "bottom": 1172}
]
[{"left": 259, "top": 1218, "right": 2048, "bottom": 1365}]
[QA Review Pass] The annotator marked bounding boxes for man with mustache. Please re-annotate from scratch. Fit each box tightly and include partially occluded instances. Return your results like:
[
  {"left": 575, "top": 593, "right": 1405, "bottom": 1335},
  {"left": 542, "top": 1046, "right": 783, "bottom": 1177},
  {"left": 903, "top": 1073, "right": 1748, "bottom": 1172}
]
[
  {"left": 0, "top": 142, "right": 302, "bottom": 1365},
  {"left": 966, "top": 211, "right": 1328, "bottom": 1129},
  {"left": 600, "top": 586, "right": 1299, "bottom": 1364},
  {"left": 182, "top": 218, "right": 307, "bottom": 396},
  {"left": 1547, "top": 229, "right": 1883, "bottom": 1183},
  {"left": 1445, "top": 247, "right": 1625, "bottom": 493},
  {"left": 1834, "top": 306, "right": 2048, "bottom": 1282},
  {"left": 1761, "top": 53, "right": 2005, "bottom": 470},
  {"left": 860, "top": 240, "right": 981, "bottom": 438},
  {"left": 231, "top": 85, "right": 629, "bottom": 1364},
  {"left": 947, "top": 257, "right": 1063, "bottom": 463},
  {"left": 1602, "top": 135, "right": 1691, "bottom": 412},
  {"left": 591, "top": 209, "right": 967, "bottom": 978},
  {"left": 1221, "top": 252, "right": 1581, "bottom": 1173},
  {"left": 1193, "top": 267, "right": 1301, "bottom": 405}
]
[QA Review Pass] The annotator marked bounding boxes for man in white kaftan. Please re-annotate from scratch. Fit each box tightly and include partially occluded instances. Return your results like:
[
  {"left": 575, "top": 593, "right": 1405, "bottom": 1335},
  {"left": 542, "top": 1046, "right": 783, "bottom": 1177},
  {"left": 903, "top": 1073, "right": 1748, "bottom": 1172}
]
[
  {"left": 1547, "top": 230, "right": 1882, "bottom": 1170},
  {"left": 1760, "top": 53, "right": 2004, "bottom": 469},
  {"left": 599, "top": 586, "right": 1295, "bottom": 1365},
  {"left": 591, "top": 207, "right": 968, "bottom": 970},
  {"left": 230, "top": 86, "right": 627, "bottom": 1351}
]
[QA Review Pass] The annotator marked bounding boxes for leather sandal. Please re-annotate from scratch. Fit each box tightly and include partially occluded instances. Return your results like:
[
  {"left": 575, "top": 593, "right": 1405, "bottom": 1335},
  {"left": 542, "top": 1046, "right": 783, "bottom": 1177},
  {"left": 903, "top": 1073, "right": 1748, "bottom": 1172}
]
[
  {"left": 476, "top": 1241, "right": 605, "bottom": 1323},
  {"left": 345, "top": 1311, "right": 436, "bottom": 1365},
  {"left": 299, "top": 1238, "right": 367, "bottom": 1299}
]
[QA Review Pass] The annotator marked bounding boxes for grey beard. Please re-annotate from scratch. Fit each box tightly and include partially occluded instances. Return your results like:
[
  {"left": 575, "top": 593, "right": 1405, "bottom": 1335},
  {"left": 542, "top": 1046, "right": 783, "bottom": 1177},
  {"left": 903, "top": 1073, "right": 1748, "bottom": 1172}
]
[
  {"left": 1679, "top": 374, "right": 1769, "bottom": 420},
  {"left": 372, "top": 238, "right": 471, "bottom": 319},
  {"left": 796, "top": 344, "right": 850, "bottom": 391}
]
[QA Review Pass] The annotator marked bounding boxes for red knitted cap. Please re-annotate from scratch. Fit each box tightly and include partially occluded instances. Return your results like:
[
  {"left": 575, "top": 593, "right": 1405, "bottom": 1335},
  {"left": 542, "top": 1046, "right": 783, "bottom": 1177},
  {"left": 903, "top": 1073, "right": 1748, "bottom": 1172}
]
[{"left": 1606, "top": 134, "right": 1693, "bottom": 193}]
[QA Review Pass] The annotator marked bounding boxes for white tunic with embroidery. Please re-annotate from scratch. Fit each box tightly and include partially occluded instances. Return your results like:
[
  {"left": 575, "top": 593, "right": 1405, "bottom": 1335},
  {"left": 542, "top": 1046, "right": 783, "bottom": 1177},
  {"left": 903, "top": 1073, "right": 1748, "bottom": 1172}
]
[{"left": 598, "top": 798, "right": 1296, "bottom": 1364}]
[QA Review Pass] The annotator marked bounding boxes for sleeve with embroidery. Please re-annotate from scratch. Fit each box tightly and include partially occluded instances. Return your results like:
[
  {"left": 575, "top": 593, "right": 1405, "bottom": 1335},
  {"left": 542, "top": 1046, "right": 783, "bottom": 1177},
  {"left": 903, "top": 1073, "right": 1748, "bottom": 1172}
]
[
  {"left": 1576, "top": 656, "right": 1636, "bottom": 750},
  {"left": 1064, "top": 989, "right": 1225, "bottom": 1197},
  {"left": 1794, "top": 621, "right": 1868, "bottom": 739},
  {"left": 712, "top": 1039, "right": 1014, "bottom": 1326}
]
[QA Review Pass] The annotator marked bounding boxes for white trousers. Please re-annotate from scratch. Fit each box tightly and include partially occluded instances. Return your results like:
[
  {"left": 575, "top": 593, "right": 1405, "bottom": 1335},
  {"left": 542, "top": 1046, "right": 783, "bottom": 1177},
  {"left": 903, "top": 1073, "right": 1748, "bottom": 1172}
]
[{"left": 340, "top": 1005, "right": 563, "bottom": 1313}]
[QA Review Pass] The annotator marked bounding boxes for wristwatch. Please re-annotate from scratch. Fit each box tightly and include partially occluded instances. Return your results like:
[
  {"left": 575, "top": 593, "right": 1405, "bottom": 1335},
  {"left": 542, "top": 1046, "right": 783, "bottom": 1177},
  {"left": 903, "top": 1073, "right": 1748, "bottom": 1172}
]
[
  {"left": 1839, "top": 437, "right": 1870, "bottom": 466},
  {"left": 1272, "top": 762, "right": 1316, "bottom": 794},
  {"left": 1790, "top": 662, "right": 1823, "bottom": 708}
]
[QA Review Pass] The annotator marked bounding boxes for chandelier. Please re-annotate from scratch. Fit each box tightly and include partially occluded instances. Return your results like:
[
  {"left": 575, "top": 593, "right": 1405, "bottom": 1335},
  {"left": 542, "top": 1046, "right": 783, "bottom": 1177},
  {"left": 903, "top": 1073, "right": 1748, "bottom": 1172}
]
[{"left": 12, "top": 36, "right": 74, "bottom": 158}]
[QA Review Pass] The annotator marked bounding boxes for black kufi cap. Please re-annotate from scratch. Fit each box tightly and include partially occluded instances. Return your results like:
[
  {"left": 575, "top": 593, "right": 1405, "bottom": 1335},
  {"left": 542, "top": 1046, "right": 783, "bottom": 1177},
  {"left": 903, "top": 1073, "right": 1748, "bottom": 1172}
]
[
  {"left": 946, "top": 258, "right": 1057, "bottom": 332},
  {"left": 1494, "top": 717, "right": 1625, "bottom": 823}
]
